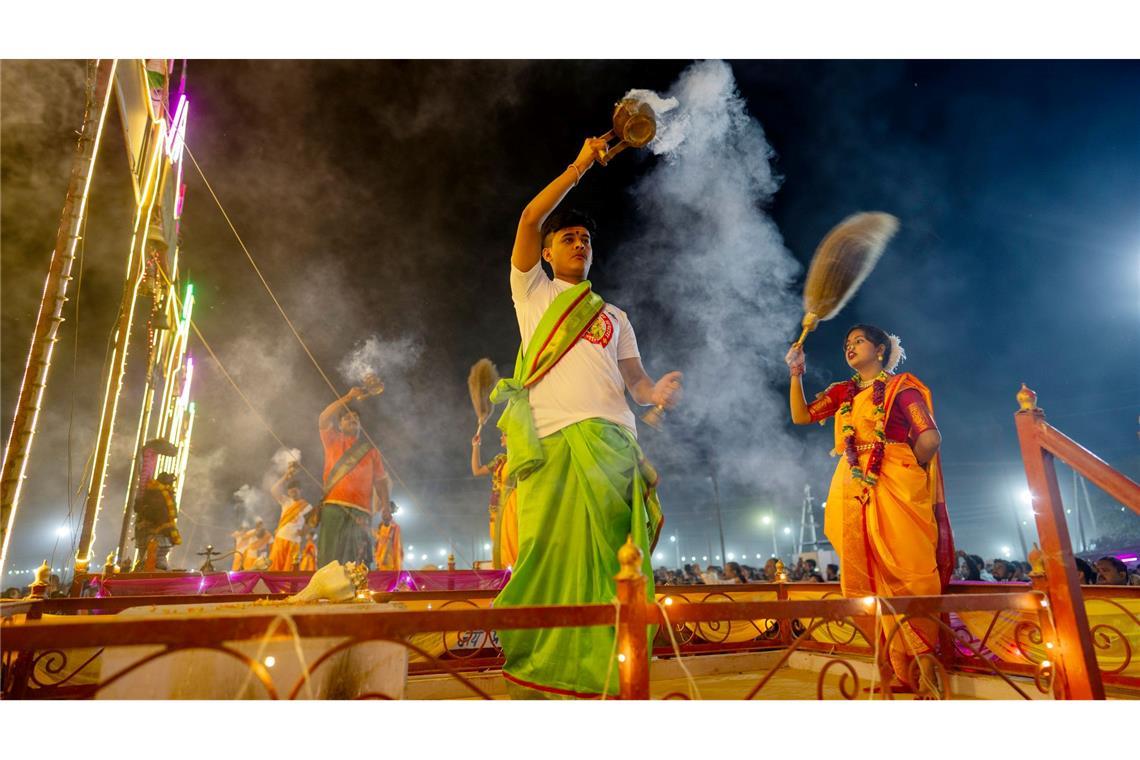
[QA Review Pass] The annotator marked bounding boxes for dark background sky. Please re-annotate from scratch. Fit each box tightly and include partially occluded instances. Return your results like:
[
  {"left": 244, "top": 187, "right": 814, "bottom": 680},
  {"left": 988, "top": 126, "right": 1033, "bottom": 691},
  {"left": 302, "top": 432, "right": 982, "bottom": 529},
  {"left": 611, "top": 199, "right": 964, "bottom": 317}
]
[{"left": 3, "top": 59, "right": 1138, "bottom": 581}]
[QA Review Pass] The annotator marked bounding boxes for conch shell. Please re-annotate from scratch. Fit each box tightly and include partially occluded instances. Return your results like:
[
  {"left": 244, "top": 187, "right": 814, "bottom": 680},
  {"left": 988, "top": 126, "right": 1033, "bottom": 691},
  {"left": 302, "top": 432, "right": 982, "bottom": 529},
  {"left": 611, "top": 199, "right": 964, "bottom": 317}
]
[{"left": 286, "top": 561, "right": 356, "bottom": 604}]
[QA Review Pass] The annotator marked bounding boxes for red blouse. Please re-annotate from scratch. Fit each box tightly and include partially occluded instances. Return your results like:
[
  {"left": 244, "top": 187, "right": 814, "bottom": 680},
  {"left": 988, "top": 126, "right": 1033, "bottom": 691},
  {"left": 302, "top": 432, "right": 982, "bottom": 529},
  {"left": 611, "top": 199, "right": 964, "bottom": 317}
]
[{"left": 807, "top": 382, "right": 937, "bottom": 443}]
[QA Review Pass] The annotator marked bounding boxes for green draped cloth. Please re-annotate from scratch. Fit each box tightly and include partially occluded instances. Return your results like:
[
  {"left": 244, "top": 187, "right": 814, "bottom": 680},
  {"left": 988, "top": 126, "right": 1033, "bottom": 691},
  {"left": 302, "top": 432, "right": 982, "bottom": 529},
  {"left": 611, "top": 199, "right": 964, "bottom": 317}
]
[{"left": 491, "top": 280, "right": 662, "bottom": 698}]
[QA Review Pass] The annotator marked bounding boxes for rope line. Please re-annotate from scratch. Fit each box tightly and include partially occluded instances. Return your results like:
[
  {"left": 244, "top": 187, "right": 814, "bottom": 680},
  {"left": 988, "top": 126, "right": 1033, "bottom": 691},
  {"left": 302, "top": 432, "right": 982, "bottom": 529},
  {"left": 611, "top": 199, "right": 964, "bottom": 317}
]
[
  {"left": 184, "top": 146, "right": 342, "bottom": 399},
  {"left": 155, "top": 269, "right": 323, "bottom": 492},
  {"left": 182, "top": 144, "right": 468, "bottom": 562}
]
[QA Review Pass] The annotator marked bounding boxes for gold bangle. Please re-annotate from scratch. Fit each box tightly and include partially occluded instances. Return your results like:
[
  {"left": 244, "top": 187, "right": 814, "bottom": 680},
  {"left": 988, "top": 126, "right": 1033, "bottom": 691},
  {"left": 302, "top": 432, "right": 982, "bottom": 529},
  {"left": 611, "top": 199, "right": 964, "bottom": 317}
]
[{"left": 567, "top": 163, "right": 582, "bottom": 185}]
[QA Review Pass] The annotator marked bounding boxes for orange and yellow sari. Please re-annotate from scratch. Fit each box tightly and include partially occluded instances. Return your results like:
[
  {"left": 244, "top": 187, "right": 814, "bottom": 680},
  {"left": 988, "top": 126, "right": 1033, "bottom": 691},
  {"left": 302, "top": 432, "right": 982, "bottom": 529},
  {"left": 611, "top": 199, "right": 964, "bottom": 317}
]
[
  {"left": 814, "top": 372, "right": 954, "bottom": 685},
  {"left": 490, "top": 455, "right": 519, "bottom": 569}
]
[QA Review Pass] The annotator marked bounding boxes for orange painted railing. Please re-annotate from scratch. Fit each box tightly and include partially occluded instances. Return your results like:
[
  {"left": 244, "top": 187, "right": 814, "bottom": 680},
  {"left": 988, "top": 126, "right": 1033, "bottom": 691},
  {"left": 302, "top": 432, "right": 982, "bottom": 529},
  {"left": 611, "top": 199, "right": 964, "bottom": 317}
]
[
  {"left": 4, "top": 386, "right": 1138, "bottom": 700},
  {"left": 1014, "top": 384, "right": 1140, "bottom": 699}
]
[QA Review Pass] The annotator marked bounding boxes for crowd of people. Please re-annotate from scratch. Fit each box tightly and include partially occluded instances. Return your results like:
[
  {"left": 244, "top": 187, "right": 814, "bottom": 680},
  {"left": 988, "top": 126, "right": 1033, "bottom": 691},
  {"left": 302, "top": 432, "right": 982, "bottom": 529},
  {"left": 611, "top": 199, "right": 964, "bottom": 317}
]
[
  {"left": 653, "top": 556, "right": 837, "bottom": 586},
  {"left": 648, "top": 551, "right": 1140, "bottom": 587}
]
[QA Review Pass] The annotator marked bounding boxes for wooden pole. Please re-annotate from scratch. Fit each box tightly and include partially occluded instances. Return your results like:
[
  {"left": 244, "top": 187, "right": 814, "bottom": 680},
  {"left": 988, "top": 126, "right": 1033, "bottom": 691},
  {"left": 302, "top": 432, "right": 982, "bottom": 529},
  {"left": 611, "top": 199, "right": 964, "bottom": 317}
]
[
  {"left": 0, "top": 60, "right": 118, "bottom": 573},
  {"left": 615, "top": 535, "right": 650, "bottom": 699},
  {"left": 1014, "top": 385, "right": 1104, "bottom": 699},
  {"left": 71, "top": 108, "right": 167, "bottom": 590}
]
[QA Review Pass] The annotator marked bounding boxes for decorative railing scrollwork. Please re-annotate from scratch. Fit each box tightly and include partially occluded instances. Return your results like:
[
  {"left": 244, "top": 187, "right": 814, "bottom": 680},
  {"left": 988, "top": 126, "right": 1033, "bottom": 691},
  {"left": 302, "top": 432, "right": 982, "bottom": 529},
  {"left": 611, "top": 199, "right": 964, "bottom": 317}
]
[
  {"left": 1084, "top": 598, "right": 1138, "bottom": 677},
  {"left": 816, "top": 658, "right": 860, "bottom": 700},
  {"left": 29, "top": 647, "right": 105, "bottom": 689}
]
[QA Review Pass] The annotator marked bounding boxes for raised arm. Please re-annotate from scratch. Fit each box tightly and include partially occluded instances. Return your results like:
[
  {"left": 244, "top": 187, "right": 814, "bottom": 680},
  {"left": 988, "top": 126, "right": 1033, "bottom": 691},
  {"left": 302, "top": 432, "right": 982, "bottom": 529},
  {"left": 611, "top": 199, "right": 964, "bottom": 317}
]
[
  {"left": 511, "top": 138, "right": 607, "bottom": 271},
  {"left": 471, "top": 433, "right": 492, "bottom": 477},
  {"left": 319, "top": 387, "right": 365, "bottom": 430},
  {"left": 618, "top": 357, "right": 683, "bottom": 409},
  {"left": 270, "top": 462, "right": 298, "bottom": 503},
  {"left": 785, "top": 346, "right": 812, "bottom": 425}
]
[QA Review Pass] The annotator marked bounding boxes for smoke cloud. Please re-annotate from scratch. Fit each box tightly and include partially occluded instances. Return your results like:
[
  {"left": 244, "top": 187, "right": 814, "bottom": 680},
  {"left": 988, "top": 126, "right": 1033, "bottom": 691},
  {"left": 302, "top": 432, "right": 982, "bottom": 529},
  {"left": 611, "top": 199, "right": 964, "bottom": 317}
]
[
  {"left": 338, "top": 334, "right": 424, "bottom": 385},
  {"left": 231, "top": 483, "right": 271, "bottom": 528},
  {"left": 613, "top": 60, "right": 818, "bottom": 501}
]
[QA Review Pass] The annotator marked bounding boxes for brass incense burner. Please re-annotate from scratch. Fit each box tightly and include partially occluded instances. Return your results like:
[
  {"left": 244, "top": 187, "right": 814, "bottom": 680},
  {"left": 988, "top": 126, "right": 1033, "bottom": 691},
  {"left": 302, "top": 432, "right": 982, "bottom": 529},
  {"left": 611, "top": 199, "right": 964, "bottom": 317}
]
[
  {"left": 598, "top": 98, "right": 657, "bottom": 165},
  {"left": 361, "top": 372, "right": 385, "bottom": 399}
]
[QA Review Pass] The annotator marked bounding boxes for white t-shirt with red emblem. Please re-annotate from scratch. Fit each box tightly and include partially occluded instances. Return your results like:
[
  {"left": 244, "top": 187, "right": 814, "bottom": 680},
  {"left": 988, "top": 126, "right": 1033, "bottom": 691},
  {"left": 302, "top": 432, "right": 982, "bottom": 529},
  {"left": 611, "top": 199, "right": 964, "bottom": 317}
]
[{"left": 510, "top": 262, "right": 641, "bottom": 438}]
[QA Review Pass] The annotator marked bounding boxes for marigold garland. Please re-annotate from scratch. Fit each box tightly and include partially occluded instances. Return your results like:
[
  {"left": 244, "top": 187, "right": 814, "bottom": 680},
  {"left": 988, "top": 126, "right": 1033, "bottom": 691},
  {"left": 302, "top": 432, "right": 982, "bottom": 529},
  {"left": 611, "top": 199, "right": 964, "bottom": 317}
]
[{"left": 841, "top": 370, "right": 889, "bottom": 485}]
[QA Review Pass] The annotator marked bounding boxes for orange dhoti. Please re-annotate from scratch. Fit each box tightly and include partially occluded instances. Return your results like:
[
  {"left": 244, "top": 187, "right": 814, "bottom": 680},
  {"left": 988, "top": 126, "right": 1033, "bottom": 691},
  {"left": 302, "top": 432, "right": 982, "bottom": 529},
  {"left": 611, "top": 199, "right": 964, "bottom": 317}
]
[
  {"left": 819, "top": 373, "right": 953, "bottom": 688},
  {"left": 269, "top": 537, "right": 300, "bottom": 572},
  {"left": 299, "top": 538, "right": 317, "bottom": 572},
  {"left": 375, "top": 522, "right": 402, "bottom": 571}
]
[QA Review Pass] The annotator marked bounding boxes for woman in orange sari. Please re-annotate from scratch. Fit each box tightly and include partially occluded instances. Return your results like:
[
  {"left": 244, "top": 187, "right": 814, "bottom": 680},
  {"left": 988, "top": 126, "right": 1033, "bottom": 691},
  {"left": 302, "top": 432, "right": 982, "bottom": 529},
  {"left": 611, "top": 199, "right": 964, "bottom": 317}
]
[
  {"left": 786, "top": 324, "right": 954, "bottom": 692},
  {"left": 472, "top": 431, "right": 519, "bottom": 569}
]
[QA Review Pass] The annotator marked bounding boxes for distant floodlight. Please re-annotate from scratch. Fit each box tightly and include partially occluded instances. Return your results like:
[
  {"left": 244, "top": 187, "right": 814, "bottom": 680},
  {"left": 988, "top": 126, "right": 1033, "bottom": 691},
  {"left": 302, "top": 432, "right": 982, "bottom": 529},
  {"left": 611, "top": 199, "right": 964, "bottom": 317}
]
[
  {"left": 727, "top": 553, "right": 735, "bottom": 560},
  {"left": 438, "top": 549, "right": 446, "bottom": 557},
  {"left": 669, "top": 535, "right": 676, "bottom": 542},
  {"left": 56, "top": 525, "right": 70, "bottom": 537},
  {"left": 783, "top": 527, "right": 792, "bottom": 535},
  {"left": 421, "top": 554, "right": 427, "bottom": 561},
  {"left": 483, "top": 542, "right": 491, "bottom": 551},
  {"left": 1018, "top": 489, "right": 1032, "bottom": 505},
  {"left": 702, "top": 556, "right": 708, "bottom": 561},
  {"left": 761, "top": 515, "right": 771, "bottom": 525}
]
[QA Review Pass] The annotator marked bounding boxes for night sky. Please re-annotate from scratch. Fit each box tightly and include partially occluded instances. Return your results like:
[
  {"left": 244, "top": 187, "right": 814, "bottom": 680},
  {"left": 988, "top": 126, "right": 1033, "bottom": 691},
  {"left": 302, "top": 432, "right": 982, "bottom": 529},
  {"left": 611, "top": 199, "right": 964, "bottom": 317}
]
[{"left": 2, "top": 59, "right": 1138, "bottom": 581}]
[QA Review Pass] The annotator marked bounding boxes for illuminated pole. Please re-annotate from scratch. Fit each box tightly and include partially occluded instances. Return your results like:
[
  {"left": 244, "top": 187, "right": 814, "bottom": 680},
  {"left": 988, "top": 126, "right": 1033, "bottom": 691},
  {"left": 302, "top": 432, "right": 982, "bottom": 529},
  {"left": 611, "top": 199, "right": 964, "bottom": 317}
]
[
  {"left": 1008, "top": 496, "right": 1031, "bottom": 560},
  {"left": 114, "top": 88, "right": 192, "bottom": 566},
  {"left": 175, "top": 402, "right": 196, "bottom": 506},
  {"left": 709, "top": 471, "right": 726, "bottom": 568},
  {"left": 0, "top": 60, "right": 118, "bottom": 574},
  {"left": 71, "top": 119, "right": 166, "bottom": 586},
  {"left": 114, "top": 258, "right": 169, "bottom": 566}
]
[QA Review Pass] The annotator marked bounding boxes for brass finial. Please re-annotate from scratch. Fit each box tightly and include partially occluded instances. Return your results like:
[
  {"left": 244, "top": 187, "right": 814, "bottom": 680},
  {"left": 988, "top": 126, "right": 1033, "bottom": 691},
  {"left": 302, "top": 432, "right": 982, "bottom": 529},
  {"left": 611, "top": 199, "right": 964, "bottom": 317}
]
[
  {"left": 345, "top": 561, "right": 370, "bottom": 600},
  {"left": 775, "top": 559, "right": 788, "bottom": 583},
  {"left": 1027, "top": 543, "right": 1045, "bottom": 577},
  {"left": 27, "top": 560, "right": 51, "bottom": 599},
  {"left": 615, "top": 534, "right": 643, "bottom": 580},
  {"left": 447, "top": 553, "right": 456, "bottom": 572},
  {"left": 1016, "top": 383, "right": 1038, "bottom": 412}
]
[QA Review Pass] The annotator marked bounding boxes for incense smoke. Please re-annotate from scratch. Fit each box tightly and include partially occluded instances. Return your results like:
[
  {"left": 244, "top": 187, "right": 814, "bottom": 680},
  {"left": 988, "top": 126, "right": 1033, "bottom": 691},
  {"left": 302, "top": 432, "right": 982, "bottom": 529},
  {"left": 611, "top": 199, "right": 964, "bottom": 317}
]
[
  {"left": 231, "top": 483, "right": 271, "bottom": 527},
  {"left": 614, "top": 61, "right": 820, "bottom": 502},
  {"left": 267, "top": 446, "right": 302, "bottom": 479},
  {"left": 338, "top": 335, "right": 424, "bottom": 385}
]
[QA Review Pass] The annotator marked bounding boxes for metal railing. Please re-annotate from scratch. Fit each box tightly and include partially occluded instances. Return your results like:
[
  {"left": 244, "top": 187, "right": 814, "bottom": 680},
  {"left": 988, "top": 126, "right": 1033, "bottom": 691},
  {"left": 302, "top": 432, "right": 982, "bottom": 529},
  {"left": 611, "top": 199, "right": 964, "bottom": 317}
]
[{"left": 3, "top": 386, "right": 1137, "bottom": 699}]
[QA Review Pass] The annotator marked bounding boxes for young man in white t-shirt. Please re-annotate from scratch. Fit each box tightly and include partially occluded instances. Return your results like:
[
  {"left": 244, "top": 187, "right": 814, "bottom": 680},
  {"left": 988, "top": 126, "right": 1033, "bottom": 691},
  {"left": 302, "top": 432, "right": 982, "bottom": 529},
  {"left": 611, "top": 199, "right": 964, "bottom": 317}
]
[{"left": 494, "top": 137, "right": 682, "bottom": 699}]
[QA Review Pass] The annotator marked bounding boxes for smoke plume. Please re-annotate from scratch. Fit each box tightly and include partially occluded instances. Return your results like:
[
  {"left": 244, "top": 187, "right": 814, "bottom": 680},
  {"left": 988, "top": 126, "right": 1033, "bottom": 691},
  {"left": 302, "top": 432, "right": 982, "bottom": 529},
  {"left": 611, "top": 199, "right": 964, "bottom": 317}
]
[
  {"left": 614, "top": 60, "right": 817, "bottom": 501},
  {"left": 338, "top": 335, "right": 424, "bottom": 385}
]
